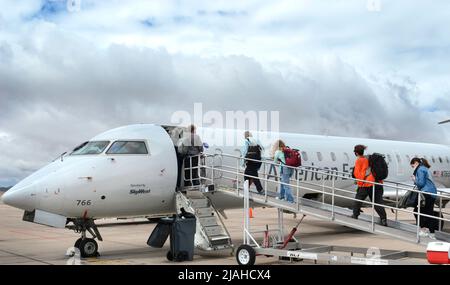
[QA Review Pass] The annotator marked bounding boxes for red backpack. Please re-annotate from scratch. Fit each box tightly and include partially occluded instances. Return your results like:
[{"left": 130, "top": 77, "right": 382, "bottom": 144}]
[{"left": 282, "top": 147, "right": 302, "bottom": 167}]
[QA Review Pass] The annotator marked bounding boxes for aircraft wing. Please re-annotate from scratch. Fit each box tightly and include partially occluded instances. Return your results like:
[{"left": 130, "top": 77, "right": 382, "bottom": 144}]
[
  {"left": 382, "top": 181, "right": 450, "bottom": 206},
  {"left": 382, "top": 181, "right": 413, "bottom": 200},
  {"left": 433, "top": 182, "right": 450, "bottom": 199},
  {"left": 437, "top": 188, "right": 450, "bottom": 198}
]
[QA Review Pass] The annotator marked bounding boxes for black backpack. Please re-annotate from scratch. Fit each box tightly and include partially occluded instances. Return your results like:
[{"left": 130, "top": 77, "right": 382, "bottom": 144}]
[
  {"left": 368, "top": 153, "right": 388, "bottom": 181},
  {"left": 245, "top": 141, "right": 262, "bottom": 168}
]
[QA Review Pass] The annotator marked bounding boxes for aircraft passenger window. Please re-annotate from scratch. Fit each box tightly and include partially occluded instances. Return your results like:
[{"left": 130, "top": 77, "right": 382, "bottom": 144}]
[
  {"left": 301, "top": 151, "right": 308, "bottom": 162},
  {"left": 396, "top": 154, "right": 401, "bottom": 163},
  {"left": 439, "top": 157, "right": 443, "bottom": 163},
  {"left": 107, "top": 141, "right": 148, "bottom": 155},
  {"left": 343, "top": 152, "right": 350, "bottom": 162},
  {"left": 432, "top": 156, "right": 436, "bottom": 163},
  {"left": 330, "top": 152, "right": 336, "bottom": 162},
  {"left": 447, "top": 157, "right": 450, "bottom": 164},
  {"left": 317, "top": 152, "right": 323, "bottom": 161},
  {"left": 386, "top": 154, "right": 392, "bottom": 163},
  {"left": 71, "top": 141, "right": 110, "bottom": 155}
]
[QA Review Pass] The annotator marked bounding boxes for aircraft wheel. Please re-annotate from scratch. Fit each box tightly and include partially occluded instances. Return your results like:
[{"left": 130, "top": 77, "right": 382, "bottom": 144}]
[
  {"left": 236, "top": 245, "right": 256, "bottom": 266},
  {"left": 79, "top": 238, "right": 98, "bottom": 258},
  {"left": 74, "top": 238, "right": 82, "bottom": 249}
]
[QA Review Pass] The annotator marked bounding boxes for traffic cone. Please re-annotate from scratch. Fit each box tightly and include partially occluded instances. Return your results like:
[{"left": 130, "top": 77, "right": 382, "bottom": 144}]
[{"left": 249, "top": 208, "right": 254, "bottom": 219}]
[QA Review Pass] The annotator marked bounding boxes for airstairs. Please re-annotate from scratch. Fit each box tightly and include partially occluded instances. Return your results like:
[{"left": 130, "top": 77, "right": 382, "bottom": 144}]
[
  {"left": 182, "top": 152, "right": 450, "bottom": 250},
  {"left": 218, "top": 186, "right": 447, "bottom": 246},
  {"left": 176, "top": 152, "right": 450, "bottom": 264},
  {"left": 176, "top": 186, "right": 233, "bottom": 254}
]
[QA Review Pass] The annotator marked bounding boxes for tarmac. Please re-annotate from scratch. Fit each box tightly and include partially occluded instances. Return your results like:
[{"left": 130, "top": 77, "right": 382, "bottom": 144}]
[{"left": 0, "top": 192, "right": 445, "bottom": 265}]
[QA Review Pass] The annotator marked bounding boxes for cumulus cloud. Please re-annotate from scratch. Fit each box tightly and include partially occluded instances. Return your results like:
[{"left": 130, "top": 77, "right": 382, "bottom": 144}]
[{"left": 0, "top": 0, "right": 449, "bottom": 186}]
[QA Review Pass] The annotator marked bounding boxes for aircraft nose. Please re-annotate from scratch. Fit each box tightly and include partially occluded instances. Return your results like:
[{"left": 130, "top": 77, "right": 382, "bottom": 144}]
[
  {"left": 1, "top": 190, "right": 11, "bottom": 204},
  {"left": 1, "top": 186, "right": 36, "bottom": 211}
]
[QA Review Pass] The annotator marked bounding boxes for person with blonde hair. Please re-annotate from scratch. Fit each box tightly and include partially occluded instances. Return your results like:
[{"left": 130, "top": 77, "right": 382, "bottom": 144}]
[{"left": 273, "top": 139, "right": 294, "bottom": 202}]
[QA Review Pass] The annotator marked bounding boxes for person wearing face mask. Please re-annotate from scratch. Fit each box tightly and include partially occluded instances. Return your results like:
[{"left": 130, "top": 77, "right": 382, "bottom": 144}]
[{"left": 410, "top": 157, "right": 438, "bottom": 239}]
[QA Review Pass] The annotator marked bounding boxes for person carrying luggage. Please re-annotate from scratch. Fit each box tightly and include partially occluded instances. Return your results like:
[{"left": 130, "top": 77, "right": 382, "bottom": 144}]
[
  {"left": 410, "top": 157, "right": 438, "bottom": 239},
  {"left": 241, "top": 131, "right": 264, "bottom": 194},
  {"left": 351, "top": 145, "right": 387, "bottom": 226},
  {"left": 273, "top": 139, "right": 294, "bottom": 203}
]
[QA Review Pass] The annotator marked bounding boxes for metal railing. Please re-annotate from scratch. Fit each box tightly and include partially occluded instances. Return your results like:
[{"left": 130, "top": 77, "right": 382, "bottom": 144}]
[{"left": 182, "top": 152, "right": 450, "bottom": 244}]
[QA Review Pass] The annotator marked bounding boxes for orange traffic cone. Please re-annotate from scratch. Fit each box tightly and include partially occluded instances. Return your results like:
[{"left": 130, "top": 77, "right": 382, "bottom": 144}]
[{"left": 249, "top": 208, "right": 254, "bottom": 219}]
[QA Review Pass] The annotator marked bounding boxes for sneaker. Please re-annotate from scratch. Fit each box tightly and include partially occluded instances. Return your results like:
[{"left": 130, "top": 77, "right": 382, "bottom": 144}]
[
  {"left": 428, "top": 233, "right": 436, "bottom": 240},
  {"left": 419, "top": 229, "right": 429, "bottom": 237},
  {"left": 380, "top": 219, "right": 388, "bottom": 227},
  {"left": 351, "top": 214, "right": 359, "bottom": 220}
]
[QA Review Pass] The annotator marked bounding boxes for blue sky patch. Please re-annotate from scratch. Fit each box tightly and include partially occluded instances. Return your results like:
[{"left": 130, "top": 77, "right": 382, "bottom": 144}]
[
  {"left": 39, "top": 0, "right": 67, "bottom": 16},
  {"left": 142, "top": 18, "right": 156, "bottom": 28}
]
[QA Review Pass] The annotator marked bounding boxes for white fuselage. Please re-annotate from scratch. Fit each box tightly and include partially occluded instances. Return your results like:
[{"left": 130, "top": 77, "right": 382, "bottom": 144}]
[{"left": 2, "top": 124, "right": 450, "bottom": 219}]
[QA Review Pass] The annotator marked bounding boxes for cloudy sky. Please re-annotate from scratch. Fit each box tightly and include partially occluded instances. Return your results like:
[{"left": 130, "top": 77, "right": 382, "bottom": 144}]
[{"left": 1, "top": 0, "right": 450, "bottom": 186}]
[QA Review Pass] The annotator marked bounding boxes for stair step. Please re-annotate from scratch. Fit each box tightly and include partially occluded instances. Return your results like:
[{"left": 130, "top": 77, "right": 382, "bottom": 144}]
[
  {"left": 204, "top": 225, "right": 224, "bottom": 236},
  {"left": 210, "top": 234, "right": 230, "bottom": 241},
  {"left": 199, "top": 216, "right": 219, "bottom": 227},
  {"left": 211, "top": 240, "right": 231, "bottom": 247},
  {"left": 209, "top": 235, "right": 231, "bottom": 246},
  {"left": 195, "top": 208, "right": 214, "bottom": 217},
  {"left": 185, "top": 190, "right": 206, "bottom": 199},
  {"left": 190, "top": 199, "right": 209, "bottom": 208}
]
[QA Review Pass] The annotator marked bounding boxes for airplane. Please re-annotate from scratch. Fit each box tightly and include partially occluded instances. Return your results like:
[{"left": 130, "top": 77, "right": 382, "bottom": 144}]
[{"left": 2, "top": 123, "right": 450, "bottom": 258}]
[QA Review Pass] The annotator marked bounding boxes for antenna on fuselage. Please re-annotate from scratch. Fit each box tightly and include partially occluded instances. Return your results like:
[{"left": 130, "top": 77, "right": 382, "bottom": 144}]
[{"left": 438, "top": 119, "right": 450, "bottom": 125}]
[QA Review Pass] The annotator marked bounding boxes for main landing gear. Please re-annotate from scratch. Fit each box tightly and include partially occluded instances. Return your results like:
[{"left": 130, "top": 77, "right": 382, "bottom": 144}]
[{"left": 68, "top": 218, "right": 103, "bottom": 258}]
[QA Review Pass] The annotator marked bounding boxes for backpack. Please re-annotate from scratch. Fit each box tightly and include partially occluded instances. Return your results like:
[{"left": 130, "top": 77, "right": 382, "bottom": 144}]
[
  {"left": 183, "top": 135, "right": 203, "bottom": 156},
  {"left": 368, "top": 153, "right": 388, "bottom": 181},
  {"left": 245, "top": 140, "right": 262, "bottom": 168},
  {"left": 282, "top": 147, "right": 301, "bottom": 167}
]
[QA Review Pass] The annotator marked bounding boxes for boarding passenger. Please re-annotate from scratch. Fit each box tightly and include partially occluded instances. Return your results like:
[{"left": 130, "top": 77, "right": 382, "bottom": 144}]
[
  {"left": 273, "top": 139, "right": 294, "bottom": 203},
  {"left": 170, "top": 127, "right": 184, "bottom": 191},
  {"left": 410, "top": 157, "right": 438, "bottom": 239},
  {"left": 241, "top": 131, "right": 264, "bottom": 194},
  {"left": 178, "top": 124, "right": 204, "bottom": 186},
  {"left": 351, "top": 145, "right": 387, "bottom": 226}
]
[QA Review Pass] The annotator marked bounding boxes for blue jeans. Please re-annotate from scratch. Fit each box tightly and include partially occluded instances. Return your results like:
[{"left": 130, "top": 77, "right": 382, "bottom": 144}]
[{"left": 280, "top": 166, "right": 294, "bottom": 202}]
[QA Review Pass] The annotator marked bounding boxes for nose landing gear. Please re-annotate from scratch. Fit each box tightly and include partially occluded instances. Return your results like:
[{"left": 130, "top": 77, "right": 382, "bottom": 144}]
[{"left": 68, "top": 218, "right": 102, "bottom": 258}]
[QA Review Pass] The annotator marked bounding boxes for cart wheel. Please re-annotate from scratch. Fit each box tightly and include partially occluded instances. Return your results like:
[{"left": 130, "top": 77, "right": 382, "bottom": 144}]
[
  {"left": 236, "top": 245, "right": 256, "bottom": 266},
  {"left": 166, "top": 251, "right": 173, "bottom": 261}
]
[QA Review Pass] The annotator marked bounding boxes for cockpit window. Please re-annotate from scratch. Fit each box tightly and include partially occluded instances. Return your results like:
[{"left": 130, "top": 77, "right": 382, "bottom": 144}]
[
  {"left": 71, "top": 141, "right": 110, "bottom": 155},
  {"left": 106, "top": 141, "right": 148, "bottom": 155}
]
